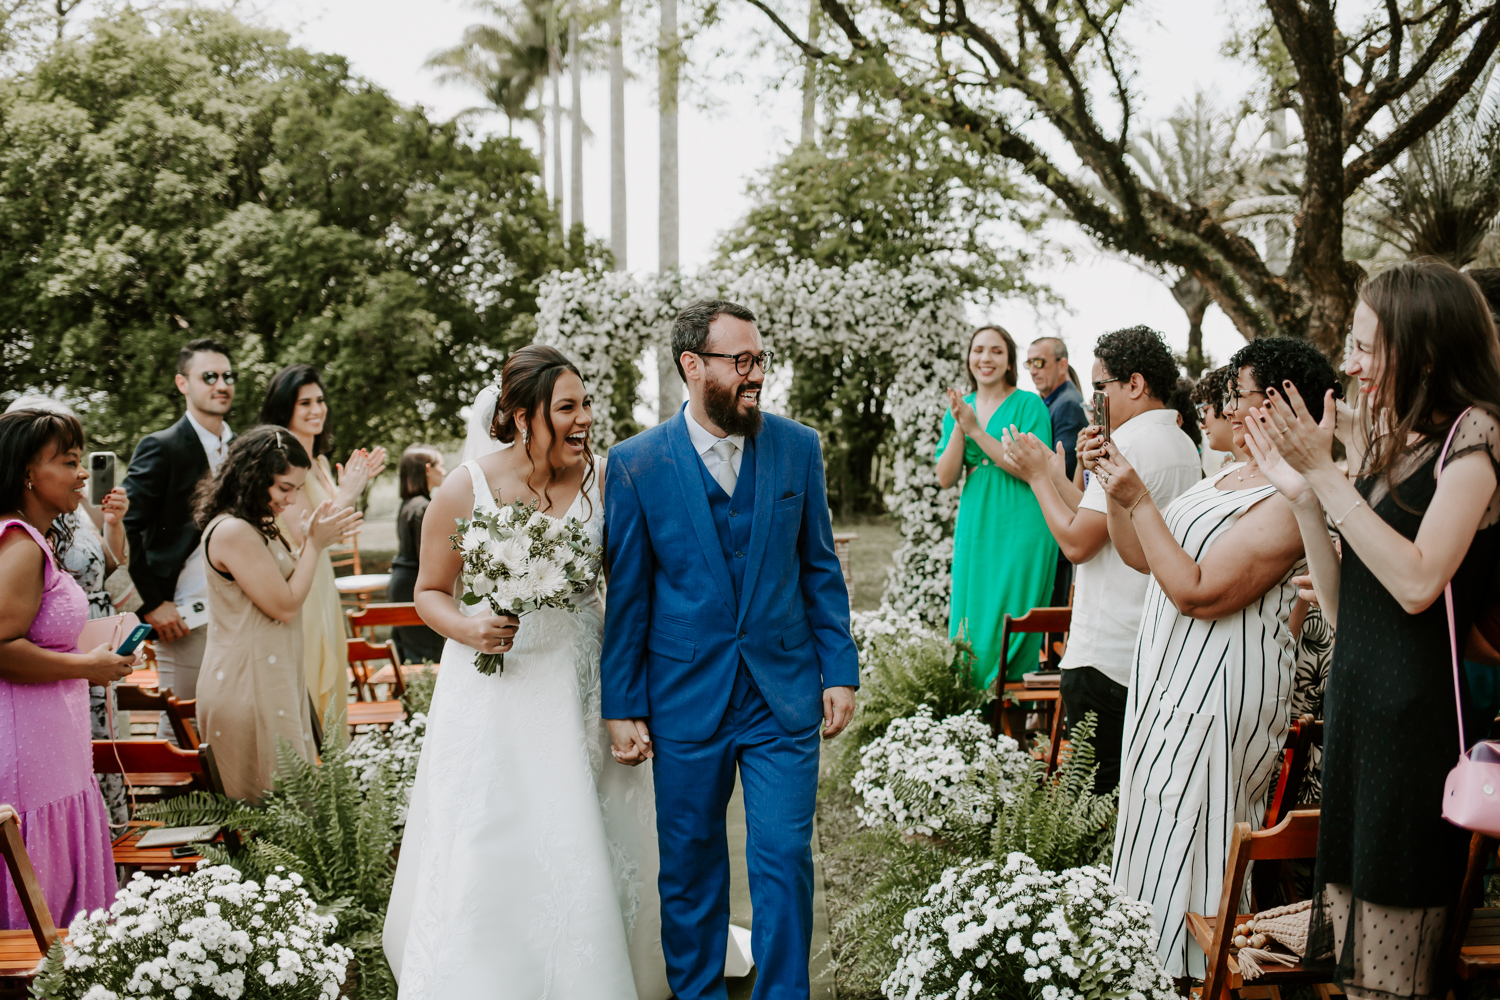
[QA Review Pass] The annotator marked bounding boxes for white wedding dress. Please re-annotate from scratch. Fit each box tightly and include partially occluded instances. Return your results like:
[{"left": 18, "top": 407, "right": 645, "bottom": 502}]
[{"left": 383, "top": 457, "right": 670, "bottom": 999}]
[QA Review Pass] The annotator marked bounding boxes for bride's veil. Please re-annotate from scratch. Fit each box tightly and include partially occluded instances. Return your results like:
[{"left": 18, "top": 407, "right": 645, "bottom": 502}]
[{"left": 460, "top": 382, "right": 511, "bottom": 463}]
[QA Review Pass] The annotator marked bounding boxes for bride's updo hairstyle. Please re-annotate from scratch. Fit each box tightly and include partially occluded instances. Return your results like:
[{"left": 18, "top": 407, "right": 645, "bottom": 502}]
[{"left": 490, "top": 344, "right": 596, "bottom": 517}]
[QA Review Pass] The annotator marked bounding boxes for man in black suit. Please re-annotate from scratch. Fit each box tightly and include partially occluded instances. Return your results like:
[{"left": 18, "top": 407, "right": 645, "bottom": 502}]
[{"left": 124, "top": 338, "right": 236, "bottom": 735}]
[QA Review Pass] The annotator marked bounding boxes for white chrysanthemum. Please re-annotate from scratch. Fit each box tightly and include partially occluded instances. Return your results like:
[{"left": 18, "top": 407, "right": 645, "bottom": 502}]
[
  {"left": 526, "top": 557, "right": 568, "bottom": 600},
  {"left": 493, "top": 535, "right": 531, "bottom": 574}
]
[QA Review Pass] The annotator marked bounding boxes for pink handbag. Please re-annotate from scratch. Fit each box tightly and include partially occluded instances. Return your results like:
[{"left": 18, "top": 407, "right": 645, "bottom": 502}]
[{"left": 1437, "top": 408, "right": 1500, "bottom": 834}]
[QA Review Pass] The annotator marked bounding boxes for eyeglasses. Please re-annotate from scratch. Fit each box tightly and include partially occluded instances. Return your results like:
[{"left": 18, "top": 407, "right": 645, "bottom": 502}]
[
  {"left": 695, "top": 350, "right": 775, "bottom": 376},
  {"left": 199, "top": 371, "right": 237, "bottom": 386},
  {"left": 1024, "top": 358, "right": 1051, "bottom": 370},
  {"left": 1194, "top": 402, "right": 1213, "bottom": 421},
  {"left": 1225, "top": 385, "right": 1266, "bottom": 410},
  {"left": 1091, "top": 377, "right": 1122, "bottom": 392}
]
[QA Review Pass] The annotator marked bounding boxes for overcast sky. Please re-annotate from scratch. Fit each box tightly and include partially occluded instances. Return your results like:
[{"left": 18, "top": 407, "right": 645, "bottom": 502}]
[{"left": 73, "top": 0, "right": 1264, "bottom": 390}]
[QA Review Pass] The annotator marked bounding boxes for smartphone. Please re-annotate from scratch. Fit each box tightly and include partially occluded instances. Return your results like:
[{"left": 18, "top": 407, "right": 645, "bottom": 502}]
[
  {"left": 1091, "top": 391, "right": 1111, "bottom": 446},
  {"left": 88, "top": 452, "right": 117, "bottom": 506},
  {"left": 115, "top": 623, "right": 152, "bottom": 657},
  {"left": 170, "top": 845, "right": 201, "bottom": 858}
]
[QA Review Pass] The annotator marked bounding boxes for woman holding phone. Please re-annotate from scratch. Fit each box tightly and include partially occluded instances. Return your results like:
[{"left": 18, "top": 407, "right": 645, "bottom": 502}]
[
  {"left": 0, "top": 409, "right": 136, "bottom": 928},
  {"left": 936, "top": 324, "right": 1057, "bottom": 689},
  {"left": 192, "top": 427, "right": 360, "bottom": 802}
]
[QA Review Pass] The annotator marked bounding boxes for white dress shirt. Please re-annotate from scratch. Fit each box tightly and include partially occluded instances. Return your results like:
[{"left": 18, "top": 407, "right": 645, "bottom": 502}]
[
  {"left": 684, "top": 406, "right": 744, "bottom": 483},
  {"left": 174, "top": 412, "right": 234, "bottom": 609}
]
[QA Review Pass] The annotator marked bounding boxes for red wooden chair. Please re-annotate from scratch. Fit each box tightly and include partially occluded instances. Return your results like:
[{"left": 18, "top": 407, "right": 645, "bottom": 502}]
[
  {"left": 993, "top": 607, "right": 1071, "bottom": 771},
  {"left": 347, "top": 603, "right": 440, "bottom": 686},
  {"left": 91, "top": 741, "right": 230, "bottom": 871},
  {"left": 0, "top": 803, "right": 62, "bottom": 981},
  {"left": 345, "top": 638, "right": 407, "bottom": 733}
]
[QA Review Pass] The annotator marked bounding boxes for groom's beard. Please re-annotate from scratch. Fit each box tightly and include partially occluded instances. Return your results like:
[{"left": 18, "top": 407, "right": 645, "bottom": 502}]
[{"left": 703, "top": 372, "right": 763, "bottom": 438}]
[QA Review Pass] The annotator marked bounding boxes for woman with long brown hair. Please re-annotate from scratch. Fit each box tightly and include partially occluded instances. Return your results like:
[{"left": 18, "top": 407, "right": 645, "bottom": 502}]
[
  {"left": 1247, "top": 260, "right": 1500, "bottom": 1000},
  {"left": 384, "top": 345, "right": 669, "bottom": 999},
  {"left": 935, "top": 324, "right": 1057, "bottom": 688}
]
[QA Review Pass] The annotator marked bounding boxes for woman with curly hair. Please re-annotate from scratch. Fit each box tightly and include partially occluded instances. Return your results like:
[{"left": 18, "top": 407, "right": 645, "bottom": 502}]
[
  {"left": 1091, "top": 336, "right": 1343, "bottom": 979},
  {"left": 1248, "top": 260, "right": 1500, "bottom": 1000},
  {"left": 192, "top": 426, "right": 359, "bottom": 802},
  {"left": 1192, "top": 366, "right": 1245, "bottom": 472}
]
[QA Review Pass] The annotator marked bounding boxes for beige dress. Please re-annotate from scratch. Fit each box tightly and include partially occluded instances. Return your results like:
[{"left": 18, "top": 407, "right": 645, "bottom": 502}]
[
  {"left": 196, "top": 515, "right": 316, "bottom": 803},
  {"left": 277, "top": 455, "right": 348, "bottom": 727}
]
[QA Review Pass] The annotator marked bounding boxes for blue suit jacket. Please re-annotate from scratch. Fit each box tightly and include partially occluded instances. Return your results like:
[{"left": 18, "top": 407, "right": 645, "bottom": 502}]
[{"left": 601, "top": 409, "right": 860, "bottom": 742}]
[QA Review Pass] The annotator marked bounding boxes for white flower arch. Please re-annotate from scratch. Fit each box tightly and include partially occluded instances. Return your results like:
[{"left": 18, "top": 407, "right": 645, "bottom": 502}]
[{"left": 535, "top": 260, "right": 970, "bottom": 625}]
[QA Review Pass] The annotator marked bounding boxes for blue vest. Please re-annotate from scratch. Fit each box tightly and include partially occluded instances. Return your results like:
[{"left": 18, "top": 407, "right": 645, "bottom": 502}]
[{"left": 696, "top": 437, "right": 757, "bottom": 603}]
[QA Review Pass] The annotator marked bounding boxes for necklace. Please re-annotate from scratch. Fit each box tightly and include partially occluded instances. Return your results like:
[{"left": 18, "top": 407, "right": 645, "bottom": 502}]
[{"left": 1235, "top": 465, "right": 1264, "bottom": 483}]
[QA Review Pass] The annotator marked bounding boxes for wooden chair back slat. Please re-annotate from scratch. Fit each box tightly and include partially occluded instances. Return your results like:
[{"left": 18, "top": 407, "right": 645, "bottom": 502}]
[
  {"left": 0, "top": 805, "right": 55, "bottom": 953},
  {"left": 347, "top": 603, "right": 425, "bottom": 634},
  {"left": 165, "top": 695, "right": 200, "bottom": 751},
  {"left": 1263, "top": 716, "right": 1321, "bottom": 830},
  {"left": 91, "top": 739, "right": 205, "bottom": 776}
]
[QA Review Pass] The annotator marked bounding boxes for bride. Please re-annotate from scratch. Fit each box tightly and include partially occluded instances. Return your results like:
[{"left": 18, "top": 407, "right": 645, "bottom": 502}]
[{"left": 383, "top": 345, "right": 669, "bottom": 999}]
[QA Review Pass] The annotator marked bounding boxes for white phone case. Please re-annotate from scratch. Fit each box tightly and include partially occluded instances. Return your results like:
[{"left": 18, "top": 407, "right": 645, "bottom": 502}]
[{"left": 176, "top": 599, "right": 210, "bottom": 631}]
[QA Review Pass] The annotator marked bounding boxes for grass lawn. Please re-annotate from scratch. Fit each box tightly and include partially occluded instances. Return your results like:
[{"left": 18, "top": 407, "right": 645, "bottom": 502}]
[{"left": 832, "top": 515, "right": 900, "bottom": 612}]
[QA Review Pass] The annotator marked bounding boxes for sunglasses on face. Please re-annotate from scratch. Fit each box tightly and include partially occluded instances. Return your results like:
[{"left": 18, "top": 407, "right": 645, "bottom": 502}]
[
  {"left": 1024, "top": 358, "right": 1052, "bottom": 370},
  {"left": 198, "top": 371, "right": 236, "bottom": 386},
  {"left": 1092, "top": 377, "right": 1122, "bottom": 392}
]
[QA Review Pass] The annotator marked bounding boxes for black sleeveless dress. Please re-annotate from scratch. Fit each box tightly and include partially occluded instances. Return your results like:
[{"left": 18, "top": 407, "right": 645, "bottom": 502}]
[{"left": 1308, "top": 410, "right": 1500, "bottom": 1000}]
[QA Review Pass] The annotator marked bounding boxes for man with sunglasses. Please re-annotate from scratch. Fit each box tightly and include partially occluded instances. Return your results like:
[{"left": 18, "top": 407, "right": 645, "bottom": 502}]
[{"left": 124, "top": 338, "right": 237, "bottom": 739}]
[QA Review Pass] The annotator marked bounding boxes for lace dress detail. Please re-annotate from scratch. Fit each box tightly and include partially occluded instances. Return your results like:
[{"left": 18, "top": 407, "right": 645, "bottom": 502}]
[{"left": 384, "top": 459, "right": 669, "bottom": 1000}]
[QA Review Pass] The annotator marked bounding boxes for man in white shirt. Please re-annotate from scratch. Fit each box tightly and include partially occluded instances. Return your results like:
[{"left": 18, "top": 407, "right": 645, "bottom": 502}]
[
  {"left": 999, "top": 326, "right": 1201, "bottom": 791},
  {"left": 124, "top": 339, "right": 236, "bottom": 739}
]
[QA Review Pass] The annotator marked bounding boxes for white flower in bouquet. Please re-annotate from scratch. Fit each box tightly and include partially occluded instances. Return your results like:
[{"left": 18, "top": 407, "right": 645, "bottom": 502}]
[
  {"left": 493, "top": 535, "right": 531, "bottom": 574},
  {"left": 881, "top": 853, "right": 1175, "bottom": 1000},
  {"left": 526, "top": 557, "right": 568, "bottom": 599},
  {"left": 852, "top": 705, "right": 1033, "bottom": 836}
]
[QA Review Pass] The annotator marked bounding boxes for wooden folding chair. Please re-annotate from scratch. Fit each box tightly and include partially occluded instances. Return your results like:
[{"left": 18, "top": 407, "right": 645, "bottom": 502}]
[
  {"left": 347, "top": 603, "right": 441, "bottom": 682},
  {"left": 91, "top": 741, "right": 229, "bottom": 871},
  {"left": 1263, "top": 716, "right": 1321, "bottom": 831},
  {"left": 1188, "top": 810, "right": 1332, "bottom": 1000},
  {"left": 993, "top": 607, "right": 1071, "bottom": 771},
  {"left": 345, "top": 638, "right": 407, "bottom": 732},
  {"left": 165, "top": 695, "right": 199, "bottom": 751},
  {"left": 0, "top": 804, "right": 62, "bottom": 981}
]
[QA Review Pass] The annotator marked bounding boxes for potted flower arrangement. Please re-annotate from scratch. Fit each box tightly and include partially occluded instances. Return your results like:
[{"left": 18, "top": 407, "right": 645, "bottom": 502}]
[{"left": 32, "top": 865, "right": 352, "bottom": 1000}]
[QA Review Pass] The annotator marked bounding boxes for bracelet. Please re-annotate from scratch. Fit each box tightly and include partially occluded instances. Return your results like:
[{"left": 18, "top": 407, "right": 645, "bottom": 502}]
[
  {"left": 1128, "top": 492, "right": 1150, "bottom": 519},
  {"left": 1333, "top": 497, "right": 1363, "bottom": 527}
]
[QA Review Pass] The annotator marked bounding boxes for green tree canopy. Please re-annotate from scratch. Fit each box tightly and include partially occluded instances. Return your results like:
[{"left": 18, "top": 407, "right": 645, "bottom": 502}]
[{"left": 0, "top": 7, "right": 584, "bottom": 452}]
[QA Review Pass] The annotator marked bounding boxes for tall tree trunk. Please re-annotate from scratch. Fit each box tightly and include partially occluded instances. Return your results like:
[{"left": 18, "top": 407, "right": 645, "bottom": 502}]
[
  {"left": 799, "top": 0, "right": 820, "bottom": 145},
  {"left": 657, "top": 0, "right": 681, "bottom": 424},
  {"left": 536, "top": 117, "right": 547, "bottom": 199},
  {"left": 610, "top": 2, "right": 626, "bottom": 270},
  {"left": 569, "top": 16, "right": 584, "bottom": 233},
  {"left": 548, "top": 5, "right": 563, "bottom": 221},
  {"left": 1171, "top": 273, "right": 1214, "bottom": 378}
]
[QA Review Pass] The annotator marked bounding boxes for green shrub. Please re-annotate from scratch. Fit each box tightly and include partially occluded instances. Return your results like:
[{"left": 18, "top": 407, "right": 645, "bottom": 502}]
[
  {"left": 989, "top": 712, "right": 1118, "bottom": 872},
  {"left": 402, "top": 665, "right": 438, "bottom": 717}
]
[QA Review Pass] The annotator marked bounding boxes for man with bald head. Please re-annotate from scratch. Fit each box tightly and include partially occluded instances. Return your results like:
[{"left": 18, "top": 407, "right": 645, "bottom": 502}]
[{"left": 1026, "top": 336, "right": 1087, "bottom": 613}]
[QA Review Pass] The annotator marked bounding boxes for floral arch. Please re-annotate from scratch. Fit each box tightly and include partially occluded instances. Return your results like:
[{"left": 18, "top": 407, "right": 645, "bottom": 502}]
[{"left": 535, "top": 260, "right": 971, "bottom": 625}]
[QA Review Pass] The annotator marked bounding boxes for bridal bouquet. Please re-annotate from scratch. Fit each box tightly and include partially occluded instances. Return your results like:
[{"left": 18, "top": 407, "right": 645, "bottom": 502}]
[{"left": 451, "top": 499, "right": 601, "bottom": 675}]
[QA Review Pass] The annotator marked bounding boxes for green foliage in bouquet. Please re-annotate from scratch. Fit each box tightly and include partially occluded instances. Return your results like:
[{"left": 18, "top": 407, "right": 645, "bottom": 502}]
[
  {"left": 990, "top": 713, "right": 1118, "bottom": 873},
  {"left": 140, "top": 722, "right": 403, "bottom": 998},
  {"left": 832, "top": 628, "right": 986, "bottom": 784}
]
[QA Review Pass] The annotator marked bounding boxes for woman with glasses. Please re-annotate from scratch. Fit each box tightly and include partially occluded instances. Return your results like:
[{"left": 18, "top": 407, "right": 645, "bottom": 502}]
[
  {"left": 258, "top": 365, "right": 386, "bottom": 726},
  {"left": 1192, "top": 366, "right": 1245, "bottom": 473},
  {"left": 1246, "top": 261, "right": 1500, "bottom": 1000},
  {"left": 1090, "top": 336, "right": 1342, "bottom": 979},
  {"left": 936, "top": 325, "right": 1058, "bottom": 690}
]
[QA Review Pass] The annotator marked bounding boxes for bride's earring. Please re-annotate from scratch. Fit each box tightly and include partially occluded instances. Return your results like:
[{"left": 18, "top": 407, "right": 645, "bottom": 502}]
[{"left": 521, "top": 426, "right": 530, "bottom": 447}]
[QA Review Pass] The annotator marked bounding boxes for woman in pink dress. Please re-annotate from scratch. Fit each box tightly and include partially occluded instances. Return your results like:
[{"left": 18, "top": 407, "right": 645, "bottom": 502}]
[{"left": 0, "top": 409, "right": 135, "bottom": 928}]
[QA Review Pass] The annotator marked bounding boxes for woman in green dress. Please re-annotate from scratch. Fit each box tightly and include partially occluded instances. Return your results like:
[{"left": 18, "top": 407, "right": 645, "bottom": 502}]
[{"left": 937, "top": 325, "right": 1059, "bottom": 690}]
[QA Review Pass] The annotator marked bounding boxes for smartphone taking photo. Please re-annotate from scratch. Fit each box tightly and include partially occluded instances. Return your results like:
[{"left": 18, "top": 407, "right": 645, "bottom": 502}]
[
  {"left": 1091, "top": 391, "right": 1111, "bottom": 446},
  {"left": 88, "top": 452, "right": 117, "bottom": 506}
]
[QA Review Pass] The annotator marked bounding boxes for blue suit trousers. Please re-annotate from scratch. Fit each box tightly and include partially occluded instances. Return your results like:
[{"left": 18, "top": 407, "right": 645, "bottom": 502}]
[{"left": 651, "top": 667, "right": 821, "bottom": 1000}]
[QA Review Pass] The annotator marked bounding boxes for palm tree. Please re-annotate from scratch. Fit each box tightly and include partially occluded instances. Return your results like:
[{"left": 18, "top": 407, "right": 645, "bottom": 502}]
[{"left": 1126, "top": 92, "right": 1251, "bottom": 376}]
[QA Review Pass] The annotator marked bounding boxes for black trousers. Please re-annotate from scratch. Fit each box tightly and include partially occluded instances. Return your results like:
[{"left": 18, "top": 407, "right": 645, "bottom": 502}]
[{"left": 1059, "top": 666, "right": 1128, "bottom": 795}]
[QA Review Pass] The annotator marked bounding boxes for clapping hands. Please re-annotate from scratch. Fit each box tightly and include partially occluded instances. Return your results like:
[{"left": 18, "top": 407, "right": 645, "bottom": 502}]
[
  {"left": 1242, "top": 382, "right": 1339, "bottom": 502},
  {"left": 336, "top": 447, "right": 389, "bottom": 497},
  {"left": 998, "top": 426, "right": 1064, "bottom": 485},
  {"left": 947, "top": 389, "right": 980, "bottom": 436},
  {"left": 299, "top": 499, "right": 362, "bottom": 551}
]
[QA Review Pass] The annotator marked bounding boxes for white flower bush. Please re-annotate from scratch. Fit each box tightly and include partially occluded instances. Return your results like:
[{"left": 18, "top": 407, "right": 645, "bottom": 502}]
[
  {"left": 345, "top": 711, "right": 425, "bottom": 825},
  {"left": 535, "top": 260, "right": 967, "bottom": 625},
  {"left": 850, "top": 608, "right": 941, "bottom": 657},
  {"left": 34, "top": 866, "right": 351, "bottom": 1000},
  {"left": 883, "top": 854, "right": 1175, "bottom": 1000},
  {"left": 853, "top": 706, "right": 1033, "bottom": 836}
]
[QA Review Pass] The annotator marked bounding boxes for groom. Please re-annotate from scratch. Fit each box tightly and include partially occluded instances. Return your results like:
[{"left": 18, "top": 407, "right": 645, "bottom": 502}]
[{"left": 602, "top": 299, "right": 859, "bottom": 1000}]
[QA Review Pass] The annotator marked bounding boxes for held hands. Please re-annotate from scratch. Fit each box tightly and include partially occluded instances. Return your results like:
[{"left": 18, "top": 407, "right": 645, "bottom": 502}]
[
  {"left": 823, "top": 685, "right": 856, "bottom": 739},
  {"left": 99, "top": 486, "right": 128, "bottom": 526},
  {"left": 1092, "top": 443, "right": 1148, "bottom": 508},
  {"left": 300, "top": 500, "right": 362, "bottom": 552},
  {"left": 606, "top": 718, "right": 653, "bottom": 766},
  {"left": 80, "top": 643, "right": 136, "bottom": 686},
  {"left": 947, "top": 389, "right": 980, "bottom": 436}
]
